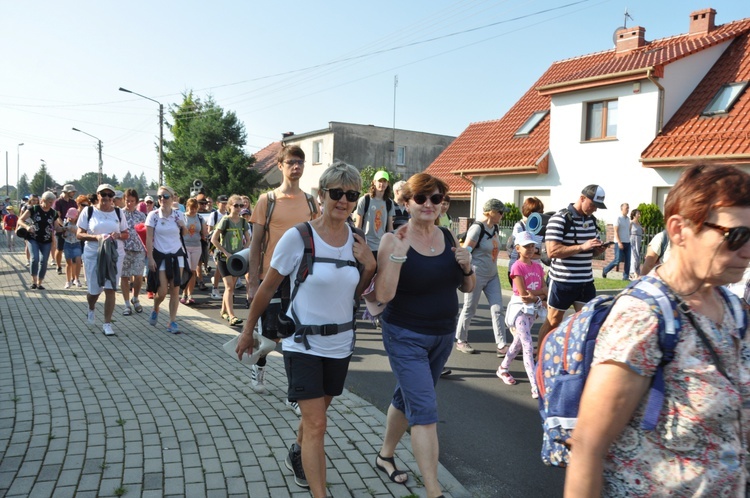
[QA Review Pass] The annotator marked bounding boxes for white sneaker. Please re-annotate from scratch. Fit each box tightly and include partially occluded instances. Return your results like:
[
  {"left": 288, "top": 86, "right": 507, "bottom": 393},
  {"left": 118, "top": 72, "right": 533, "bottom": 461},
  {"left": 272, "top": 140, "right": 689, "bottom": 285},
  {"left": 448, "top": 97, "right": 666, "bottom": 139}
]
[
  {"left": 75, "top": 279, "right": 82, "bottom": 288},
  {"left": 64, "top": 281, "right": 71, "bottom": 289},
  {"left": 286, "top": 400, "right": 301, "bottom": 416},
  {"left": 210, "top": 288, "right": 222, "bottom": 300},
  {"left": 102, "top": 323, "right": 115, "bottom": 336},
  {"left": 251, "top": 365, "right": 267, "bottom": 394},
  {"left": 87, "top": 310, "right": 95, "bottom": 325}
]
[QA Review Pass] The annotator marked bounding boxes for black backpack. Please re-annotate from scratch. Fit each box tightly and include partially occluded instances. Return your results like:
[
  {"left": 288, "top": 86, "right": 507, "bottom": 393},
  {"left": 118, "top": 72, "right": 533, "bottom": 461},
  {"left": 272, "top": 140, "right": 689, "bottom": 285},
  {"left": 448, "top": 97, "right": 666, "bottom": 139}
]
[
  {"left": 358, "top": 194, "right": 393, "bottom": 230},
  {"left": 539, "top": 208, "right": 598, "bottom": 266},
  {"left": 458, "top": 221, "right": 498, "bottom": 246},
  {"left": 274, "top": 222, "right": 366, "bottom": 348}
]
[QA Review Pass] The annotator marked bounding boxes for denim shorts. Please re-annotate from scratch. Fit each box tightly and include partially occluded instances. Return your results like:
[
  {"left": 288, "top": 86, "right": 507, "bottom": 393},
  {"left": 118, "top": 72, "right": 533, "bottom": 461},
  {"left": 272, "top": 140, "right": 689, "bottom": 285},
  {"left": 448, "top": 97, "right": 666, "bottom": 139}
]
[
  {"left": 381, "top": 319, "right": 453, "bottom": 426},
  {"left": 63, "top": 242, "right": 82, "bottom": 261}
]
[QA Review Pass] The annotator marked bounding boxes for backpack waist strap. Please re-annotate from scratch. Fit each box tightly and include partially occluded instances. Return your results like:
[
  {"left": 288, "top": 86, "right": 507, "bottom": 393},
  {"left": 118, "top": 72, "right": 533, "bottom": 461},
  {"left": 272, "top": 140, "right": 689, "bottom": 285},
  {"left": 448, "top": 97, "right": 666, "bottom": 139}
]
[{"left": 293, "top": 320, "right": 355, "bottom": 349}]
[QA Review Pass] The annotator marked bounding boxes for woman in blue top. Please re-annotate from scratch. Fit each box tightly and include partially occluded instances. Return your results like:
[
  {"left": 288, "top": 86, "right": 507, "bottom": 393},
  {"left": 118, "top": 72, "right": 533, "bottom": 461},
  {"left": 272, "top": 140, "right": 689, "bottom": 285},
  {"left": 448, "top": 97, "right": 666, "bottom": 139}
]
[{"left": 374, "top": 173, "right": 475, "bottom": 497}]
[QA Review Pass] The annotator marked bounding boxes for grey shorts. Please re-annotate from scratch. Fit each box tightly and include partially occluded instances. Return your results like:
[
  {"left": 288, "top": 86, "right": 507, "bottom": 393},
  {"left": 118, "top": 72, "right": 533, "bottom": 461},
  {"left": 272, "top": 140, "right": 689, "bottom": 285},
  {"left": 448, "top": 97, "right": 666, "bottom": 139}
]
[{"left": 121, "top": 250, "right": 146, "bottom": 277}]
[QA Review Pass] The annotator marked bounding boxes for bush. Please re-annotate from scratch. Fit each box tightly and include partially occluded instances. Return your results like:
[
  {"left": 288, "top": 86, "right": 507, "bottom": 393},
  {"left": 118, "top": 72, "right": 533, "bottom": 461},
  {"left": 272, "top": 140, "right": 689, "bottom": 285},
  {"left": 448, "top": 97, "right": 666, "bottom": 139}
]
[
  {"left": 504, "top": 202, "right": 521, "bottom": 224},
  {"left": 637, "top": 203, "right": 664, "bottom": 230},
  {"left": 359, "top": 166, "right": 402, "bottom": 193}
]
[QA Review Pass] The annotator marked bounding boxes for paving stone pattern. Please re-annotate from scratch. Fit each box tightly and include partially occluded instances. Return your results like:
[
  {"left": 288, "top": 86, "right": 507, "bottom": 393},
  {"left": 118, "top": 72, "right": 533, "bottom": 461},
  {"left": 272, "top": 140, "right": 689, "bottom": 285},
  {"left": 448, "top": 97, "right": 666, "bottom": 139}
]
[{"left": 0, "top": 252, "right": 468, "bottom": 498}]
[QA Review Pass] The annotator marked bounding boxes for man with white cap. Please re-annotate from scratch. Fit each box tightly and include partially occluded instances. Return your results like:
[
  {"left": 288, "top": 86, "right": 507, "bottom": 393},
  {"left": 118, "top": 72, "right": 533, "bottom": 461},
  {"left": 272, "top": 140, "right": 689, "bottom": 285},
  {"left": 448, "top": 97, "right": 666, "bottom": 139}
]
[
  {"left": 537, "top": 184, "right": 608, "bottom": 347},
  {"left": 53, "top": 184, "right": 79, "bottom": 273}
]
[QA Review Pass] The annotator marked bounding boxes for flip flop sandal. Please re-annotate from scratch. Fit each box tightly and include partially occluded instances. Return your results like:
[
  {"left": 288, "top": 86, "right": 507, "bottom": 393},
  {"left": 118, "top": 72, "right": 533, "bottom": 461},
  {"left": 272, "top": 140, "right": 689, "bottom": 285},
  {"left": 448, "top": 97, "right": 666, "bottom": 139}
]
[
  {"left": 123, "top": 308, "right": 133, "bottom": 316},
  {"left": 221, "top": 312, "right": 230, "bottom": 322},
  {"left": 375, "top": 453, "right": 408, "bottom": 485},
  {"left": 229, "top": 316, "right": 243, "bottom": 326},
  {"left": 497, "top": 369, "right": 517, "bottom": 385}
]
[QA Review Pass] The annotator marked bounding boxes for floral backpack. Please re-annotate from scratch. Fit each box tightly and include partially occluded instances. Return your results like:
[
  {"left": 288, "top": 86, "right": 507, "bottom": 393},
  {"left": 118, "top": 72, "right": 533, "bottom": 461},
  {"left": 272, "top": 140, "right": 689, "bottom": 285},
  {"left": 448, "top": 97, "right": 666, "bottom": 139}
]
[{"left": 536, "top": 275, "right": 746, "bottom": 467}]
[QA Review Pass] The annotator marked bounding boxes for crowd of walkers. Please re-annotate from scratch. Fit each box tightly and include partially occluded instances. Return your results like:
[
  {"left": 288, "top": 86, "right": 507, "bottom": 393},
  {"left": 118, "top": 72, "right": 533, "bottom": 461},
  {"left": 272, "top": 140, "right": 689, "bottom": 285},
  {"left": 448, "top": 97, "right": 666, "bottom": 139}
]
[{"left": 5, "top": 158, "right": 750, "bottom": 497}]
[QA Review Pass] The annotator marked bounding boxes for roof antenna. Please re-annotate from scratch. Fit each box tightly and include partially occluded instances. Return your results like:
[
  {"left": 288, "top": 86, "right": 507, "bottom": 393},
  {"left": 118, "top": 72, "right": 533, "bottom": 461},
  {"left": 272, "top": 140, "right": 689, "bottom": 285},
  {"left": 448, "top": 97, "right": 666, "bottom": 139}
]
[{"left": 624, "top": 8, "right": 634, "bottom": 28}]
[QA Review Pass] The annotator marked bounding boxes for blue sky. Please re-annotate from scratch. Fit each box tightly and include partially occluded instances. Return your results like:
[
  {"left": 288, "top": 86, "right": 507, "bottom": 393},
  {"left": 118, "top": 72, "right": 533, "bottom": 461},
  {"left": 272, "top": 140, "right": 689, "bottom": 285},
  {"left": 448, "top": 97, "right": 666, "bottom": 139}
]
[{"left": 1, "top": 0, "right": 747, "bottom": 188}]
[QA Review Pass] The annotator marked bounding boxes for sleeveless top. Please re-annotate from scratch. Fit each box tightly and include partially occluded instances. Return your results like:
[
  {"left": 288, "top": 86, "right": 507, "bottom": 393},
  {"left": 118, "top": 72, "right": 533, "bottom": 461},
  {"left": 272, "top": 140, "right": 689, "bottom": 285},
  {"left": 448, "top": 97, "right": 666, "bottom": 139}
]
[{"left": 382, "top": 228, "right": 463, "bottom": 335}]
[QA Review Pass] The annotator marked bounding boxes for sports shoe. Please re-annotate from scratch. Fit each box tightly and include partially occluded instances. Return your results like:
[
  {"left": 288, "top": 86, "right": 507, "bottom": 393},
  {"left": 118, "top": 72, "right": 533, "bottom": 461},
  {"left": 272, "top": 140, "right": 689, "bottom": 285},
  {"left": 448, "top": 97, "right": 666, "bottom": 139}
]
[
  {"left": 456, "top": 341, "right": 476, "bottom": 354},
  {"left": 531, "top": 387, "right": 539, "bottom": 399},
  {"left": 210, "top": 288, "right": 222, "bottom": 300},
  {"left": 285, "top": 443, "right": 308, "bottom": 488},
  {"left": 75, "top": 279, "right": 82, "bottom": 288},
  {"left": 250, "top": 365, "right": 267, "bottom": 394},
  {"left": 149, "top": 310, "right": 158, "bottom": 326},
  {"left": 64, "top": 281, "right": 71, "bottom": 289},
  {"left": 102, "top": 323, "right": 115, "bottom": 336},
  {"left": 147, "top": 291, "right": 154, "bottom": 299},
  {"left": 286, "top": 400, "right": 301, "bottom": 416},
  {"left": 497, "top": 367, "right": 517, "bottom": 385},
  {"left": 167, "top": 321, "right": 180, "bottom": 334},
  {"left": 57, "top": 267, "right": 63, "bottom": 275},
  {"left": 87, "top": 310, "right": 95, "bottom": 325}
]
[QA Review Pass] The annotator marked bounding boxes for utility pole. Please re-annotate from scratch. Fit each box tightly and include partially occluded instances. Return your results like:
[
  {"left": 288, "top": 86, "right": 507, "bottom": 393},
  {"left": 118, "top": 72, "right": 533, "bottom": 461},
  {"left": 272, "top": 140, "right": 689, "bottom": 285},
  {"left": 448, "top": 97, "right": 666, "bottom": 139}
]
[
  {"left": 97, "top": 139, "right": 103, "bottom": 186},
  {"left": 5, "top": 151, "right": 8, "bottom": 197},
  {"left": 16, "top": 144, "right": 23, "bottom": 204},
  {"left": 392, "top": 75, "right": 398, "bottom": 169},
  {"left": 41, "top": 159, "right": 47, "bottom": 192},
  {"left": 159, "top": 103, "right": 164, "bottom": 185}
]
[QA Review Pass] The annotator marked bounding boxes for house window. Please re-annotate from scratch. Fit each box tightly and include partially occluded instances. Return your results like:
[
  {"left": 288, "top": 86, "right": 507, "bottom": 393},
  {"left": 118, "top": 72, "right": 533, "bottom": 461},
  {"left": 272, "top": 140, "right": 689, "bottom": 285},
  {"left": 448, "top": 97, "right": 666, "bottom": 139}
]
[
  {"left": 584, "top": 99, "right": 618, "bottom": 141},
  {"left": 396, "top": 146, "right": 406, "bottom": 166},
  {"left": 515, "top": 110, "right": 549, "bottom": 136},
  {"left": 312, "top": 140, "right": 323, "bottom": 164},
  {"left": 702, "top": 81, "right": 748, "bottom": 116}
]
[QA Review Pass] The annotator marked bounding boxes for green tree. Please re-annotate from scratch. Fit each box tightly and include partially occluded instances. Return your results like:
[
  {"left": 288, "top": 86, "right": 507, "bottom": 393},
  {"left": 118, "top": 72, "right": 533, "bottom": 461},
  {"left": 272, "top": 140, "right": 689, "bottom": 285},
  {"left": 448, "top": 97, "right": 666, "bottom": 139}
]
[
  {"left": 163, "top": 91, "right": 260, "bottom": 199},
  {"left": 29, "top": 165, "right": 57, "bottom": 194},
  {"left": 359, "top": 166, "right": 402, "bottom": 194},
  {"left": 503, "top": 202, "right": 521, "bottom": 225},
  {"left": 76, "top": 172, "right": 120, "bottom": 195},
  {"left": 637, "top": 203, "right": 664, "bottom": 230},
  {"left": 17, "top": 174, "right": 30, "bottom": 198}
]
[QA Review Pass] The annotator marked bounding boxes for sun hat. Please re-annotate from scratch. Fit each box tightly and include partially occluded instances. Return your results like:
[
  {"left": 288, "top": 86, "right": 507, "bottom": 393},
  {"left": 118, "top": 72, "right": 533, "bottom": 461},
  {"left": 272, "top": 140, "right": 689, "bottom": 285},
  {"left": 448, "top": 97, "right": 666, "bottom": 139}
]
[
  {"left": 114, "top": 190, "right": 124, "bottom": 199},
  {"left": 144, "top": 195, "right": 154, "bottom": 203},
  {"left": 96, "top": 183, "right": 116, "bottom": 194},
  {"left": 62, "top": 184, "right": 77, "bottom": 193},
  {"left": 65, "top": 207, "right": 79, "bottom": 219}
]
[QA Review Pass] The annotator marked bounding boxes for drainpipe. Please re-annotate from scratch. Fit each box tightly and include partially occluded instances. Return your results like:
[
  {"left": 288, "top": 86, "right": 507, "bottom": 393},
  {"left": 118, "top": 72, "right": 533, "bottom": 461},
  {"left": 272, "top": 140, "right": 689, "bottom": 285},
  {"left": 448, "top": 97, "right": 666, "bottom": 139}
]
[
  {"left": 646, "top": 67, "right": 665, "bottom": 134},
  {"left": 460, "top": 172, "right": 478, "bottom": 216}
]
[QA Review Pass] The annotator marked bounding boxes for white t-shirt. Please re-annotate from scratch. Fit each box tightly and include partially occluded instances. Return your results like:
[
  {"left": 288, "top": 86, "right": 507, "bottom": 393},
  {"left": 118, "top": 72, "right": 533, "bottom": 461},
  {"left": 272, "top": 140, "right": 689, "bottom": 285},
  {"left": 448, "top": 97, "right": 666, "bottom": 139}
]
[
  {"left": 271, "top": 224, "right": 359, "bottom": 358},
  {"left": 77, "top": 207, "right": 128, "bottom": 258},
  {"left": 145, "top": 209, "right": 183, "bottom": 254}
]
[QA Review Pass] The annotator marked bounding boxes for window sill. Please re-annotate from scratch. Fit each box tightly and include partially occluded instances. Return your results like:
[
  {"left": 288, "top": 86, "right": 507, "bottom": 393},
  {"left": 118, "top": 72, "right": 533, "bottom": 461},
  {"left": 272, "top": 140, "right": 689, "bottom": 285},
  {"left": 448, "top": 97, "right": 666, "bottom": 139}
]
[{"left": 580, "top": 137, "right": 618, "bottom": 144}]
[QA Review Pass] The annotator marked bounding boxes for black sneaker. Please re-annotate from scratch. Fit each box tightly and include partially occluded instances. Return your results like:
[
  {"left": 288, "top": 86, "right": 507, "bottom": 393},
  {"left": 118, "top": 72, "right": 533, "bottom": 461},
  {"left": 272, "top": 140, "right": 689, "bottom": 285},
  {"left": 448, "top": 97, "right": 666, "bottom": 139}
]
[{"left": 285, "top": 442, "right": 308, "bottom": 488}]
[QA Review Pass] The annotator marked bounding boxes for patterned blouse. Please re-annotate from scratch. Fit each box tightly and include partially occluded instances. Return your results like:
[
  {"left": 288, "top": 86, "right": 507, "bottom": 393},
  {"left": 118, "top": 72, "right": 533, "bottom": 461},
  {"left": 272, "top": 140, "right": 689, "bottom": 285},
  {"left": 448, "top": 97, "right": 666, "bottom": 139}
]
[{"left": 592, "top": 285, "right": 749, "bottom": 496}]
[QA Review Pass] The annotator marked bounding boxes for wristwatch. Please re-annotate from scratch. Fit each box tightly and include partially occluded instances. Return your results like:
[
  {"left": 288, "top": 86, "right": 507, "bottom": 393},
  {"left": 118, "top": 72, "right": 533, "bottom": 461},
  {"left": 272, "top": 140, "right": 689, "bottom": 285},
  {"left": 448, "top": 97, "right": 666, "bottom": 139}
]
[{"left": 463, "top": 268, "right": 474, "bottom": 276}]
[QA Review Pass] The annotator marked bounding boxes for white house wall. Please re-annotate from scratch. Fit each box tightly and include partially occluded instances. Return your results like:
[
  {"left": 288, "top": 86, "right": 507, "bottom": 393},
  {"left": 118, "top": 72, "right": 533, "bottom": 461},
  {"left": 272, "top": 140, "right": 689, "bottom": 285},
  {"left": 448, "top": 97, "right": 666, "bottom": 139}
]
[
  {"left": 285, "top": 132, "right": 335, "bottom": 198},
  {"left": 473, "top": 79, "right": 691, "bottom": 223}
]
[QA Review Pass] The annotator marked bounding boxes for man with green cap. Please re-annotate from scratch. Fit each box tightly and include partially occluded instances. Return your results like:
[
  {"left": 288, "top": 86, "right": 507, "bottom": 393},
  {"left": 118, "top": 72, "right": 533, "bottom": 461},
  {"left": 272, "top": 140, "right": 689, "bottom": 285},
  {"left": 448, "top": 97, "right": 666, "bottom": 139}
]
[{"left": 354, "top": 170, "right": 395, "bottom": 260}]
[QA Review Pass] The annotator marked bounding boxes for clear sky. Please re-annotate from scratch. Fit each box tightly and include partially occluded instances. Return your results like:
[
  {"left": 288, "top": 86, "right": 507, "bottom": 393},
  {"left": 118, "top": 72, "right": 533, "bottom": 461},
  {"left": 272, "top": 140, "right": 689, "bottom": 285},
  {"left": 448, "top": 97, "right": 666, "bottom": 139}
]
[{"left": 1, "top": 0, "right": 746, "bottom": 189}]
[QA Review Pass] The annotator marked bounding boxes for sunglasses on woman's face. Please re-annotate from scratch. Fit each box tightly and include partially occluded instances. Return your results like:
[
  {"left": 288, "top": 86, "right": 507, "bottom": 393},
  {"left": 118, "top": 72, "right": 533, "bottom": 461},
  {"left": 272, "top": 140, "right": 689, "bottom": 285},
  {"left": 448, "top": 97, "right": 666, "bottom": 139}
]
[
  {"left": 323, "top": 188, "right": 360, "bottom": 202},
  {"left": 412, "top": 193, "right": 444, "bottom": 205},
  {"left": 158, "top": 194, "right": 171, "bottom": 200},
  {"left": 232, "top": 203, "right": 242, "bottom": 208},
  {"left": 703, "top": 222, "right": 750, "bottom": 251},
  {"left": 99, "top": 192, "right": 114, "bottom": 198}
]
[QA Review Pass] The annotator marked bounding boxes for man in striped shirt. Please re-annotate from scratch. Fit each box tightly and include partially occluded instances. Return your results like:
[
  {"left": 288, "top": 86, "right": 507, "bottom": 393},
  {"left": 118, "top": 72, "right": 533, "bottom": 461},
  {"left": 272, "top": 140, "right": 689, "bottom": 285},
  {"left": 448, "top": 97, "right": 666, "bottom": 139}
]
[{"left": 537, "top": 185, "right": 608, "bottom": 346}]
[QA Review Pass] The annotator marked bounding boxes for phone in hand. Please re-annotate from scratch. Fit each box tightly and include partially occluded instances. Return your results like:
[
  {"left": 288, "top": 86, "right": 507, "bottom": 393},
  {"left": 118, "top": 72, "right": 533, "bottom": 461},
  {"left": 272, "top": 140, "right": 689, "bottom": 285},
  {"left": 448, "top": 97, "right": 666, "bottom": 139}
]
[{"left": 601, "top": 241, "right": 615, "bottom": 248}]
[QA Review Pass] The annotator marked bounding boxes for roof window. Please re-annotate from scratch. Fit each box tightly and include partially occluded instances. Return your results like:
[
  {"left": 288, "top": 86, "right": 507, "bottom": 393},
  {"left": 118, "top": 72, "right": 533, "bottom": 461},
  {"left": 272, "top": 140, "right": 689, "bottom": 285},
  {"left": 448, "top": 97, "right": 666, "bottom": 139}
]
[
  {"left": 702, "top": 81, "right": 748, "bottom": 116},
  {"left": 514, "top": 110, "right": 549, "bottom": 136}
]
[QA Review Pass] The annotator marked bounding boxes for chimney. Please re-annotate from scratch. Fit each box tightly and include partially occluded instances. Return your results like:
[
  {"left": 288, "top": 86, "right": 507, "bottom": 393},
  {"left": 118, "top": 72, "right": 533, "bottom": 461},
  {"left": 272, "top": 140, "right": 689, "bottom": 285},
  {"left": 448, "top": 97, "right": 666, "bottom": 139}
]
[
  {"left": 615, "top": 26, "right": 646, "bottom": 56},
  {"left": 689, "top": 8, "right": 716, "bottom": 36},
  {"left": 282, "top": 132, "right": 295, "bottom": 138}
]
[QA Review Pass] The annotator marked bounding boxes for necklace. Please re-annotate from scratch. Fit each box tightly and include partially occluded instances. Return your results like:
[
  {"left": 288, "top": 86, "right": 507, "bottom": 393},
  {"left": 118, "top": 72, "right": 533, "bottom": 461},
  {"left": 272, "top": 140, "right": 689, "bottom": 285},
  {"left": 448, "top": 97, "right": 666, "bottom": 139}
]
[{"left": 427, "top": 228, "right": 438, "bottom": 253}]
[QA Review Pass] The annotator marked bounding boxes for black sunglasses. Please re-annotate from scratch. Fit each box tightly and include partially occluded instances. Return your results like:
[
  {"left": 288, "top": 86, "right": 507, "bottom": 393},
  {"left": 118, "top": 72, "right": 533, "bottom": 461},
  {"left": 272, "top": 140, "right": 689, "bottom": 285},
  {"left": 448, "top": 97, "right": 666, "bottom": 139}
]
[
  {"left": 412, "top": 193, "right": 444, "bottom": 205},
  {"left": 158, "top": 194, "right": 171, "bottom": 200},
  {"left": 232, "top": 203, "right": 243, "bottom": 208},
  {"left": 703, "top": 222, "right": 750, "bottom": 251},
  {"left": 99, "top": 192, "right": 114, "bottom": 198},
  {"left": 323, "top": 188, "right": 360, "bottom": 202}
]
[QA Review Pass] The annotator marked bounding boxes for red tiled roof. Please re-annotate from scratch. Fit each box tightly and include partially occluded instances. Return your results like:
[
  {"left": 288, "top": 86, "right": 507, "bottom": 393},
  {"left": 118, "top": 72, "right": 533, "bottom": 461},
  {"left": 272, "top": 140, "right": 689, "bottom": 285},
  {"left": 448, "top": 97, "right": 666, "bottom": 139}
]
[
  {"left": 424, "top": 120, "right": 497, "bottom": 198},
  {"left": 539, "top": 18, "right": 750, "bottom": 94},
  {"left": 250, "top": 141, "right": 282, "bottom": 175},
  {"left": 642, "top": 30, "right": 750, "bottom": 166},
  {"left": 426, "top": 14, "right": 750, "bottom": 184}
]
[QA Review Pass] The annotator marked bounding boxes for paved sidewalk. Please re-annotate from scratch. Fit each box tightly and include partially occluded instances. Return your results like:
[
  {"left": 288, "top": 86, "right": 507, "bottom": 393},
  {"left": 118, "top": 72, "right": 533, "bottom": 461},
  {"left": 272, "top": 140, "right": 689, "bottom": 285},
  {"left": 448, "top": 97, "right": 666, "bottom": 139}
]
[{"left": 0, "top": 252, "right": 468, "bottom": 498}]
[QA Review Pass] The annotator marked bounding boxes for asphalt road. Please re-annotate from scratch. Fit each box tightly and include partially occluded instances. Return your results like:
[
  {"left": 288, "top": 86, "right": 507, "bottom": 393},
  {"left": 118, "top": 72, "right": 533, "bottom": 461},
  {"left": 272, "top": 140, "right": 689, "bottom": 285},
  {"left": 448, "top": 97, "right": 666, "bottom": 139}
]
[{"left": 187, "top": 278, "right": 566, "bottom": 498}]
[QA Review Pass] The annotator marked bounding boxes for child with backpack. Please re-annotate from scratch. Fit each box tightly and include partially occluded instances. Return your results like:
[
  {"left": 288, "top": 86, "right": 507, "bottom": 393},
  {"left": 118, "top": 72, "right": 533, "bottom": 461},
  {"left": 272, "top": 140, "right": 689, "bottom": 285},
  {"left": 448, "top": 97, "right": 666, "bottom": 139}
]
[
  {"left": 3, "top": 206, "right": 18, "bottom": 251},
  {"left": 62, "top": 207, "right": 82, "bottom": 288},
  {"left": 497, "top": 231, "right": 547, "bottom": 398}
]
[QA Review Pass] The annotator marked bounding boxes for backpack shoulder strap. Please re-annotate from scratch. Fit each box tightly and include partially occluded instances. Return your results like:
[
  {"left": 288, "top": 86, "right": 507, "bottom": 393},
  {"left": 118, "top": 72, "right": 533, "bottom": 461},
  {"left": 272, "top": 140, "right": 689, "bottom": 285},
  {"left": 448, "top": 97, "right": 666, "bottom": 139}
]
[
  {"left": 359, "top": 195, "right": 371, "bottom": 229},
  {"left": 717, "top": 286, "right": 747, "bottom": 338},
  {"left": 439, "top": 225, "right": 456, "bottom": 248},
  {"left": 658, "top": 229, "right": 669, "bottom": 260},
  {"left": 115, "top": 207, "right": 121, "bottom": 223},
  {"left": 293, "top": 222, "right": 314, "bottom": 285},
  {"left": 87, "top": 205, "right": 93, "bottom": 222},
  {"left": 265, "top": 191, "right": 276, "bottom": 227},
  {"left": 304, "top": 192, "right": 318, "bottom": 218}
]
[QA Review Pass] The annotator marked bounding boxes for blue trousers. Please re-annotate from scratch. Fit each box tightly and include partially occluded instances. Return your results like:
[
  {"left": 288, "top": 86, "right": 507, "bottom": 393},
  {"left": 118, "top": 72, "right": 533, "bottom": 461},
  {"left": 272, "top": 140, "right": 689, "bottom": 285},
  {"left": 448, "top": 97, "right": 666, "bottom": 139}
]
[
  {"left": 603, "top": 242, "right": 631, "bottom": 279},
  {"left": 27, "top": 239, "right": 52, "bottom": 281}
]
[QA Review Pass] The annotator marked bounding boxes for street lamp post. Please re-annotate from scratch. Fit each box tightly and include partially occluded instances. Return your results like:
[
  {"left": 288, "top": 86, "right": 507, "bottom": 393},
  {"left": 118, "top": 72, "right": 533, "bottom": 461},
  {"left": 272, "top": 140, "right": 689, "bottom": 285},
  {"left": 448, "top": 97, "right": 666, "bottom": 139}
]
[
  {"left": 16, "top": 143, "right": 24, "bottom": 204},
  {"left": 118, "top": 87, "right": 164, "bottom": 185},
  {"left": 72, "top": 127, "right": 103, "bottom": 185}
]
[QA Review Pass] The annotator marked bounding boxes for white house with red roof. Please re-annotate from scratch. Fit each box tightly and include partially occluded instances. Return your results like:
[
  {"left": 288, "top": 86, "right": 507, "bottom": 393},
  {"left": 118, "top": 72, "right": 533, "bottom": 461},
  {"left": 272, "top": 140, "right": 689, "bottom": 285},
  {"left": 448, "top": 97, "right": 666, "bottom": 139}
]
[{"left": 427, "top": 7, "right": 750, "bottom": 224}]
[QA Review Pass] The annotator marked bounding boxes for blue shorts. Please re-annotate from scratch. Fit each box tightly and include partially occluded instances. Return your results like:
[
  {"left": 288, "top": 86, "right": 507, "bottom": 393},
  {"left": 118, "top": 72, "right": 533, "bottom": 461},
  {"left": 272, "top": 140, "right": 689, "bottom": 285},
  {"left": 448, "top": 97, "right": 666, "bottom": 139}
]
[
  {"left": 548, "top": 279, "right": 596, "bottom": 311},
  {"left": 381, "top": 319, "right": 453, "bottom": 426},
  {"left": 63, "top": 242, "right": 82, "bottom": 261}
]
